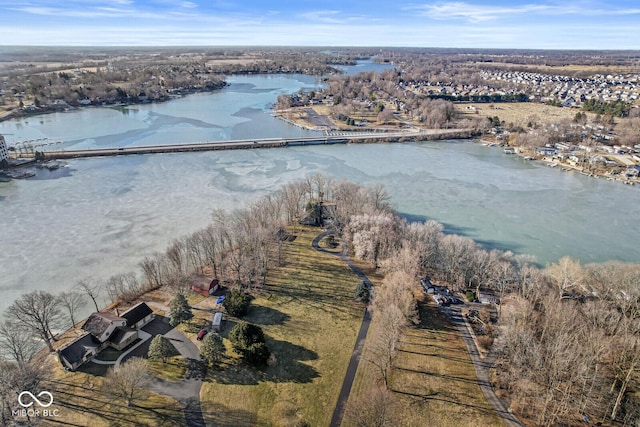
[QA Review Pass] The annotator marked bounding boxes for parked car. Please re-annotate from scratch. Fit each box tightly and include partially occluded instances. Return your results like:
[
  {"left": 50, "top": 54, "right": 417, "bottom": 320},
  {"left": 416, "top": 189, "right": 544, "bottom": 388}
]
[{"left": 197, "top": 329, "right": 208, "bottom": 341}]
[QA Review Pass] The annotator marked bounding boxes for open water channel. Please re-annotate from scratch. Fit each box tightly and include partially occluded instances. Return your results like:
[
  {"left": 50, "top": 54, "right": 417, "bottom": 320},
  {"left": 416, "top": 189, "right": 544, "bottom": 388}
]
[{"left": 1, "top": 67, "right": 639, "bottom": 315}]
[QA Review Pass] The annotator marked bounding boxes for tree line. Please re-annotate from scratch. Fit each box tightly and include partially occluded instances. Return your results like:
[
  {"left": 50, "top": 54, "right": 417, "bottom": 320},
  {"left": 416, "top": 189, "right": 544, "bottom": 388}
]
[{"left": 336, "top": 193, "right": 640, "bottom": 425}]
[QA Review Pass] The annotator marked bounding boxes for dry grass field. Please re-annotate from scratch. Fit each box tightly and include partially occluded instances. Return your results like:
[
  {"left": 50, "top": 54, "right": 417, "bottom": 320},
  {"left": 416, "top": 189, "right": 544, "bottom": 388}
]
[
  {"left": 474, "top": 61, "right": 640, "bottom": 75},
  {"left": 29, "top": 353, "right": 185, "bottom": 427},
  {"left": 345, "top": 303, "right": 504, "bottom": 427},
  {"left": 456, "top": 102, "right": 593, "bottom": 128},
  {"left": 198, "top": 227, "right": 364, "bottom": 427}
]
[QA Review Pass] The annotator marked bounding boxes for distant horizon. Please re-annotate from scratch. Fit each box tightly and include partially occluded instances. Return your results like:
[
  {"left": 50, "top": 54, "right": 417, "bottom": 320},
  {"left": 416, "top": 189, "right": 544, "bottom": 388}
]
[
  {"left": 1, "top": 1, "right": 639, "bottom": 50},
  {"left": 1, "top": 45, "right": 640, "bottom": 53}
]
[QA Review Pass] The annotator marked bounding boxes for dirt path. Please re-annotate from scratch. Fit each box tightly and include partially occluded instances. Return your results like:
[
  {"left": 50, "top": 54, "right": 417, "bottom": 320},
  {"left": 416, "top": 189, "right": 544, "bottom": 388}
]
[{"left": 312, "top": 231, "right": 372, "bottom": 427}]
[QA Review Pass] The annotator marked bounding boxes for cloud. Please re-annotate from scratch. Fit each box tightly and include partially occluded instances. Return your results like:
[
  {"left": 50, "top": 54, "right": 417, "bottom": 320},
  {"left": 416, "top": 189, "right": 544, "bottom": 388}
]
[
  {"left": 409, "top": 1, "right": 640, "bottom": 23},
  {"left": 299, "top": 9, "right": 368, "bottom": 25}
]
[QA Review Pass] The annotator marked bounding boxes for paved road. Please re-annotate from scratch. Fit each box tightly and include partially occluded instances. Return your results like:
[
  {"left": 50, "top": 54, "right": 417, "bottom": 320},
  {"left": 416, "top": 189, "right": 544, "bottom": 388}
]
[
  {"left": 443, "top": 306, "right": 524, "bottom": 427},
  {"left": 312, "top": 231, "right": 373, "bottom": 427},
  {"left": 130, "top": 315, "right": 207, "bottom": 427}
]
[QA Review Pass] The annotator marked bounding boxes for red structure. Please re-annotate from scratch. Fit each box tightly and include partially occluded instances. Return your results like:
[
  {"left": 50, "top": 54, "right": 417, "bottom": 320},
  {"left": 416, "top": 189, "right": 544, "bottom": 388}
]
[{"left": 191, "top": 277, "right": 219, "bottom": 296}]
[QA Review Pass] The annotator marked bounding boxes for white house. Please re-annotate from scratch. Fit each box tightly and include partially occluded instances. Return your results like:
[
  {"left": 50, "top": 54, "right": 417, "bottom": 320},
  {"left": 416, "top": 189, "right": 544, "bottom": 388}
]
[{"left": 121, "top": 302, "right": 154, "bottom": 330}]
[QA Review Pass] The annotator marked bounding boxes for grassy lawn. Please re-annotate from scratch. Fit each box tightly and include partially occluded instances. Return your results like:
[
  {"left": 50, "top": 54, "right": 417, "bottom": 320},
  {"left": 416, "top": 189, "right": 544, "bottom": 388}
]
[
  {"left": 35, "top": 353, "right": 185, "bottom": 427},
  {"left": 346, "top": 303, "right": 504, "bottom": 427},
  {"left": 148, "top": 351, "right": 186, "bottom": 381},
  {"left": 199, "top": 226, "right": 363, "bottom": 427}
]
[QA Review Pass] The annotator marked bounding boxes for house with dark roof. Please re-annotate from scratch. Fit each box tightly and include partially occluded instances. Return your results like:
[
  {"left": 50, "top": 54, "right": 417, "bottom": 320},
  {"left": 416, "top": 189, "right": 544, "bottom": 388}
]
[
  {"left": 82, "top": 312, "right": 126, "bottom": 343},
  {"left": 108, "top": 327, "right": 139, "bottom": 351},
  {"left": 57, "top": 333, "right": 101, "bottom": 371},
  {"left": 57, "top": 302, "right": 155, "bottom": 371},
  {"left": 121, "top": 302, "right": 154, "bottom": 330}
]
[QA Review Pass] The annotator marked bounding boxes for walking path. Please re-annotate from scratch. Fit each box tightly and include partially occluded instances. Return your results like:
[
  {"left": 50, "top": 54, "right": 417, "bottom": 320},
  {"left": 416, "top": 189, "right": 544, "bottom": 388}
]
[
  {"left": 443, "top": 305, "right": 524, "bottom": 427},
  {"left": 312, "top": 231, "right": 373, "bottom": 427}
]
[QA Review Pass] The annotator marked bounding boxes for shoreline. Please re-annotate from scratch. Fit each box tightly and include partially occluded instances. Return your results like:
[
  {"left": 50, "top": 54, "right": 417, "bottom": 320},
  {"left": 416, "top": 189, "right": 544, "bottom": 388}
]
[
  {"left": 0, "top": 83, "right": 229, "bottom": 124},
  {"left": 478, "top": 138, "right": 639, "bottom": 186}
]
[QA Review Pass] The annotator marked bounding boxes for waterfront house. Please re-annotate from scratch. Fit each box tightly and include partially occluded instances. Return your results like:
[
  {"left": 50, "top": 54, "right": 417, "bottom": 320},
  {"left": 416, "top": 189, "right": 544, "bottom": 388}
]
[
  {"left": 121, "top": 302, "right": 154, "bottom": 330},
  {"left": 537, "top": 147, "right": 557, "bottom": 156},
  {"left": 82, "top": 312, "right": 127, "bottom": 343},
  {"left": 58, "top": 333, "right": 101, "bottom": 371},
  {"left": 57, "top": 303, "right": 156, "bottom": 371}
]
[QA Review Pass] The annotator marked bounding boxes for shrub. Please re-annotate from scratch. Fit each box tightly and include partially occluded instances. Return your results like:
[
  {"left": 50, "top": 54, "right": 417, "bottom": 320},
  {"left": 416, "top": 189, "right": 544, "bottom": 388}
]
[
  {"left": 147, "top": 335, "right": 174, "bottom": 363},
  {"left": 169, "top": 293, "right": 193, "bottom": 326},
  {"left": 222, "top": 290, "right": 252, "bottom": 317},
  {"left": 466, "top": 290, "right": 475, "bottom": 302},
  {"left": 244, "top": 342, "right": 271, "bottom": 366},
  {"left": 229, "top": 321, "right": 265, "bottom": 351},
  {"left": 354, "top": 280, "right": 370, "bottom": 304},
  {"left": 477, "top": 335, "right": 494, "bottom": 351}
]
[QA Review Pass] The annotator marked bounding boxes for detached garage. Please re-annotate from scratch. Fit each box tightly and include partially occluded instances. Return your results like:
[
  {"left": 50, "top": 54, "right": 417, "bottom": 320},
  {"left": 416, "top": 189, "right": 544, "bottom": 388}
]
[{"left": 121, "top": 302, "right": 154, "bottom": 330}]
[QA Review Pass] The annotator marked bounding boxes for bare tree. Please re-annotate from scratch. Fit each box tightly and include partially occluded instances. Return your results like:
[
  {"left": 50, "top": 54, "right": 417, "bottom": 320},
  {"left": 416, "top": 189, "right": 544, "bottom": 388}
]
[
  {"left": 344, "top": 385, "right": 396, "bottom": 427},
  {"left": 76, "top": 279, "right": 101, "bottom": 312},
  {"left": 5, "top": 291, "right": 63, "bottom": 352},
  {"left": 348, "top": 213, "right": 402, "bottom": 269},
  {"left": 58, "top": 291, "right": 86, "bottom": 328},
  {"left": 365, "top": 305, "right": 404, "bottom": 389},
  {"left": 102, "top": 357, "right": 149, "bottom": 406},
  {"left": 105, "top": 272, "right": 140, "bottom": 304},
  {"left": 139, "top": 252, "right": 166, "bottom": 289},
  {"left": 437, "top": 234, "right": 477, "bottom": 290},
  {"left": 166, "top": 238, "right": 188, "bottom": 280},
  {"left": 0, "top": 321, "right": 40, "bottom": 366},
  {"left": 546, "top": 256, "right": 583, "bottom": 298},
  {"left": 0, "top": 359, "right": 45, "bottom": 425}
]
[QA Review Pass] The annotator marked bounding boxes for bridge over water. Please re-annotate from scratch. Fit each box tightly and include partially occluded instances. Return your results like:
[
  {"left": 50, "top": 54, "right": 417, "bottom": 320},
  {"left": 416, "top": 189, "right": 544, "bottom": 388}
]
[{"left": 37, "top": 129, "right": 475, "bottom": 160}]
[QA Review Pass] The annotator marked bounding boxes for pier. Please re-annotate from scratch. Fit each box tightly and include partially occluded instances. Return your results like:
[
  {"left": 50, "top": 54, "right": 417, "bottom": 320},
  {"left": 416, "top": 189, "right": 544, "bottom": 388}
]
[{"left": 37, "top": 129, "right": 475, "bottom": 160}]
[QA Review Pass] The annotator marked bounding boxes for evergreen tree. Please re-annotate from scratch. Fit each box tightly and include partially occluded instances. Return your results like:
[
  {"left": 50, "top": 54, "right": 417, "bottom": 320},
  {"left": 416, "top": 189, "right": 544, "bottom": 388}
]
[
  {"left": 147, "top": 335, "right": 173, "bottom": 363},
  {"left": 168, "top": 293, "right": 193, "bottom": 327},
  {"left": 228, "top": 321, "right": 270, "bottom": 366},
  {"left": 222, "top": 290, "right": 252, "bottom": 317},
  {"left": 200, "top": 332, "right": 225, "bottom": 366},
  {"left": 354, "top": 280, "right": 370, "bottom": 304}
]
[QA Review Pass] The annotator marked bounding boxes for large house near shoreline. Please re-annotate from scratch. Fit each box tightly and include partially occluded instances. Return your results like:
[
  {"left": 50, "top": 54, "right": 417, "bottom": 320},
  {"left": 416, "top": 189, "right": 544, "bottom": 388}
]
[{"left": 57, "top": 302, "right": 154, "bottom": 371}]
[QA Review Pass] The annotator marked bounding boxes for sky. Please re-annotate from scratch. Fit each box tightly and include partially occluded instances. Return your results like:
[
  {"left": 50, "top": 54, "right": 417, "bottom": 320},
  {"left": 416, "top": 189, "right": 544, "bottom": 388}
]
[{"left": 0, "top": 0, "right": 638, "bottom": 49}]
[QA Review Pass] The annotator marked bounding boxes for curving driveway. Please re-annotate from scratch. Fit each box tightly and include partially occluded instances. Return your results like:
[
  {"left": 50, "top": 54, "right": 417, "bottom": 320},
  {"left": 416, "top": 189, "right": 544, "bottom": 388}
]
[{"left": 123, "top": 306, "right": 207, "bottom": 427}]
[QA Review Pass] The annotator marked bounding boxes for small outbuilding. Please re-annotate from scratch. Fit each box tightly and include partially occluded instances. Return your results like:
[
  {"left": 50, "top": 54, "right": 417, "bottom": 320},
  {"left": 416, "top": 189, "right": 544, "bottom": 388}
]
[
  {"left": 189, "top": 274, "right": 220, "bottom": 296},
  {"left": 212, "top": 312, "right": 224, "bottom": 332}
]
